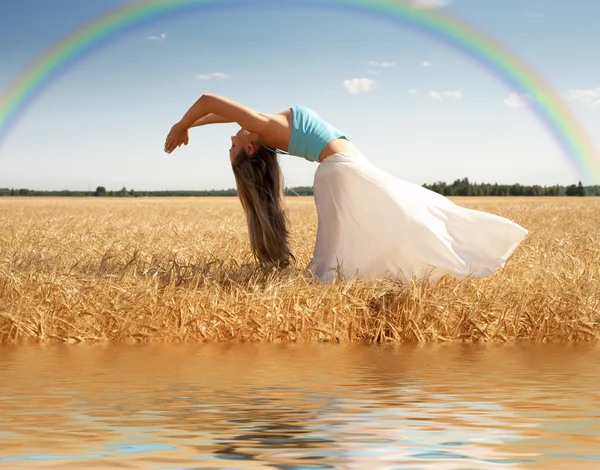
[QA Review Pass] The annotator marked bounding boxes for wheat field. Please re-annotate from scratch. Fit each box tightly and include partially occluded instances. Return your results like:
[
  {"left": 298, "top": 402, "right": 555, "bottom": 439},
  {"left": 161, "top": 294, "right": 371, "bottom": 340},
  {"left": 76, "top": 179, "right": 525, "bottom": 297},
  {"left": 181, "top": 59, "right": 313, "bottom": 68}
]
[{"left": 0, "top": 196, "right": 598, "bottom": 343}]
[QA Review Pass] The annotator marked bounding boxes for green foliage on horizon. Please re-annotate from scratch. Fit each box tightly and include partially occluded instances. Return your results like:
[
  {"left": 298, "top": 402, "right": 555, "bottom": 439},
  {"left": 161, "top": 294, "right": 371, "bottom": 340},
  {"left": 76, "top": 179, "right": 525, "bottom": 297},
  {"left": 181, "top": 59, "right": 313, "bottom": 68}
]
[
  {"left": 421, "top": 178, "right": 598, "bottom": 197},
  {"left": 1, "top": 180, "right": 599, "bottom": 197}
]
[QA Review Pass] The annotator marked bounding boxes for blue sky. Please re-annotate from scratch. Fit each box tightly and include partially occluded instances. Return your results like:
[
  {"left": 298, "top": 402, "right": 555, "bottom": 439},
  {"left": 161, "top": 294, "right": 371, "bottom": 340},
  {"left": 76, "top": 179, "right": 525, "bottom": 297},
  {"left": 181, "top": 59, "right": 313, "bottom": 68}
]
[{"left": 1, "top": 0, "right": 599, "bottom": 191}]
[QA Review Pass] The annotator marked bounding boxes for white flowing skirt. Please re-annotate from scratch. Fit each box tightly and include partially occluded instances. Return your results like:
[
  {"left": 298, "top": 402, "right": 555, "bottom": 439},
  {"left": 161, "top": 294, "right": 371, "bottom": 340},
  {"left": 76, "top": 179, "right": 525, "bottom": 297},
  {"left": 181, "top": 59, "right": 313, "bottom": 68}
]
[{"left": 307, "top": 152, "right": 528, "bottom": 283}]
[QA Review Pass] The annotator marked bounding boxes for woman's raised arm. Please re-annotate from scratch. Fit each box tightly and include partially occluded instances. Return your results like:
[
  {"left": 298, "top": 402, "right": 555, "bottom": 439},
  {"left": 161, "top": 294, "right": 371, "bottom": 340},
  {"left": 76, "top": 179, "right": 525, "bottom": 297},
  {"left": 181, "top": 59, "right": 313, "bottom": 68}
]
[
  {"left": 165, "top": 94, "right": 273, "bottom": 153},
  {"left": 181, "top": 94, "right": 269, "bottom": 132},
  {"left": 190, "top": 113, "right": 234, "bottom": 127}
]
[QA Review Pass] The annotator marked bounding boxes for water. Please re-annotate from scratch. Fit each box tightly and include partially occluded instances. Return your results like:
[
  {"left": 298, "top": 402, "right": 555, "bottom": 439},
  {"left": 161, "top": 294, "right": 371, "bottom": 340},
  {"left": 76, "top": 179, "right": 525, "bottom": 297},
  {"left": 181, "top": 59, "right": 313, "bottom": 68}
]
[{"left": 0, "top": 343, "right": 599, "bottom": 469}]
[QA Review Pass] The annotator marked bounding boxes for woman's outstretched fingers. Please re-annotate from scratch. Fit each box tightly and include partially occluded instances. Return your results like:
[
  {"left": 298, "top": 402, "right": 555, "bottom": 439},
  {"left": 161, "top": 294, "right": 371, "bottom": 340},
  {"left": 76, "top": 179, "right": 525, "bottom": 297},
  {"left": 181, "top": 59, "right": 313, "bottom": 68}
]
[{"left": 164, "top": 122, "right": 189, "bottom": 153}]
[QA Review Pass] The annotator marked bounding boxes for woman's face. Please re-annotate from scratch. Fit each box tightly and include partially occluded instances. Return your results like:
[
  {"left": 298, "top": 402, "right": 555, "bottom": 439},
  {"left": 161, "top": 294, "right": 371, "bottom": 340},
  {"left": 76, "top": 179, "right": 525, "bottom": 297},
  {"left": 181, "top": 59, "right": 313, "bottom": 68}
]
[{"left": 229, "top": 128, "right": 259, "bottom": 163}]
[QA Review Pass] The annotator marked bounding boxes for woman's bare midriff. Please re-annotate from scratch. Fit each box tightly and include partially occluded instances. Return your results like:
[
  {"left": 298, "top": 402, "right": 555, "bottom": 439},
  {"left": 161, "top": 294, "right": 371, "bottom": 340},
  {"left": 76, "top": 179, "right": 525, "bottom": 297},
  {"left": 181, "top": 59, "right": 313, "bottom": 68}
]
[{"left": 318, "top": 138, "right": 358, "bottom": 162}]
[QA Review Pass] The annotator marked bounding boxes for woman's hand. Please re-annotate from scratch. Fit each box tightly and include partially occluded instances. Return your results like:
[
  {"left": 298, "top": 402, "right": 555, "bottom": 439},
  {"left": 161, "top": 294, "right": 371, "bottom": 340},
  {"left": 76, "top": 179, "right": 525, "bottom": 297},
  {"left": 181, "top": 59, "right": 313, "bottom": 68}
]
[{"left": 164, "top": 122, "right": 189, "bottom": 154}]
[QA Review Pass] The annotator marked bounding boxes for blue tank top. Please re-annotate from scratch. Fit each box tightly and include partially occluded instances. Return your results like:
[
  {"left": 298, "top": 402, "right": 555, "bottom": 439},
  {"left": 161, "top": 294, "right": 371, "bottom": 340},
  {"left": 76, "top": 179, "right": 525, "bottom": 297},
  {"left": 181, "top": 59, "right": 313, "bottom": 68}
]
[{"left": 261, "top": 106, "right": 350, "bottom": 162}]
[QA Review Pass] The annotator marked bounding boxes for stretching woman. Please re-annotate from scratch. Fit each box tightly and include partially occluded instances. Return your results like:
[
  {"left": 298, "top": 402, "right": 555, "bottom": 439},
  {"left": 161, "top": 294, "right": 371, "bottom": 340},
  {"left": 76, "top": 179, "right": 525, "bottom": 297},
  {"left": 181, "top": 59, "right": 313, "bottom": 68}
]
[{"left": 164, "top": 94, "right": 528, "bottom": 283}]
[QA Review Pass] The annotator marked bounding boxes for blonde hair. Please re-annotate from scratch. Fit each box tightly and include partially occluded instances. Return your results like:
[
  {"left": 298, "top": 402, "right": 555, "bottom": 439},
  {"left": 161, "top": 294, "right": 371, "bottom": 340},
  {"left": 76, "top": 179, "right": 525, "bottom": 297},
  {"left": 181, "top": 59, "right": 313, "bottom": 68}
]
[{"left": 232, "top": 145, "right": 294, "bottom": 268}]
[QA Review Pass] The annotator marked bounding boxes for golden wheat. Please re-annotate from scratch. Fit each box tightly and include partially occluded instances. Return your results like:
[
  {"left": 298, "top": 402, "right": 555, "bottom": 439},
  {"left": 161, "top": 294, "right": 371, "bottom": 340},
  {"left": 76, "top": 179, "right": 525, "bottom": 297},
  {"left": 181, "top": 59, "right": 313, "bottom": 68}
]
[{"left": 0, "top": 196, "right": 598, "bottom": 343}]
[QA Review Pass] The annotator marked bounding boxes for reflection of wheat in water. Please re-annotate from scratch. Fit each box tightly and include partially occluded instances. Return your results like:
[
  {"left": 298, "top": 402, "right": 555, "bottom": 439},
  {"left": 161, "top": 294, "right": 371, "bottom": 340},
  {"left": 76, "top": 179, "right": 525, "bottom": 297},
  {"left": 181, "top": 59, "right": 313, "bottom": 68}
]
[
  {"left": 0, "top": 343, "right": 599, "bottom": 468},
  {"left": 0, "top": 196, "right": 599, "bottom": 343}
]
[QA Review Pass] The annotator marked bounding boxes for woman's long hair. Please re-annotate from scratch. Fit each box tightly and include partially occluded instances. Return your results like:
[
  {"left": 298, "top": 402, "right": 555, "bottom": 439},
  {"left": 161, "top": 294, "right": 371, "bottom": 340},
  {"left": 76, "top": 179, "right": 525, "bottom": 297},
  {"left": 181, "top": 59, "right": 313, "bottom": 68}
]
[{"left": 232, "top": 145, "right": 294, "bottom": 268}]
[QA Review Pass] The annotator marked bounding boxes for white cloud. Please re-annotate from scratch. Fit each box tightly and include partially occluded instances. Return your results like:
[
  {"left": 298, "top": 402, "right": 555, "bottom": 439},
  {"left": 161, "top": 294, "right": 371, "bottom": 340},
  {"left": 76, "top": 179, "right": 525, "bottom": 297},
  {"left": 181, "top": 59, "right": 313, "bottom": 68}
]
[
  {"left": 429, "top": 90, "right": 462, "bottom": 100},
  {"left": 411, "top": 0, "right": 449, "bottom": 9},
  {"left": 422, "top": 61, "right": 432, "bottom": 67},
  {"left": 367, "top": 60, "right": 396, "bottom": 68},
  {"left": 148, "top": 33, "right": 166, "bottom": 40},
  {"left": 564, "top": 88, "right": 600, "bottom": 107},
  {"left": 409, "top": 89, "right": 419, "bottom": 95},
  {"left": 504, "top": 92, "right": 530, "bottom": 108},
  {"left": 195, "top": 72, "right": 231, "bottom": 80},
  {"left": 343, "top": 78, "right": 377, "bottom": 94}
]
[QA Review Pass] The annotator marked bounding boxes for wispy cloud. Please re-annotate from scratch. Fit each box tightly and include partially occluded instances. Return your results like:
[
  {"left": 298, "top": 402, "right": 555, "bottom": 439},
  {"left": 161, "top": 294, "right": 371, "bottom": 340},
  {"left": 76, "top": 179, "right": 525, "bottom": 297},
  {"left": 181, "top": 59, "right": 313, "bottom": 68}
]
[
  {"left": 422, "top": 61, "right": 432, "bottom": 67},
  {"left": 195, "top": 72, "right": 231, "bottom": 80},
  {"left": 368, "top": 60, "right": 396, "bottom": 68},
  {"left": 148, "top": 33, "right": 166, "bottom": 40},
  {"left": 411, "top": 0, "right": 450, "bottom": 9},
  {"left": 409, "top": 89, "right": 419, "bottom": 95},
  {"left": 504, "top": 92, "right": 530, "bottom": 108},
  {"left": 429, "top": 90, "right": 462, "bottom": 100},
  {"left": 343, "top": 78, "right": 377, "bottom": 94},
  {"left": 564, "top": 88, "right": 600, "bottom": 107}
]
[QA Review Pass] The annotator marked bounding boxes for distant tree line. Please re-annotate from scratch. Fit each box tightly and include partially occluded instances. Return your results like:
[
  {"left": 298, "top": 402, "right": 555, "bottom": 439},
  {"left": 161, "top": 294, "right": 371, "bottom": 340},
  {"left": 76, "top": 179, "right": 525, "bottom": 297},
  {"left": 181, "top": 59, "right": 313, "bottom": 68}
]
[
  {"left": 1, "top": 180, "right": 599, "bottom": 197},
  {"left": 0, "top": 186, "right": 311, "bottom": 197},
  {"left": 421, "top": 179, "right": 599, "bottom": 197}
]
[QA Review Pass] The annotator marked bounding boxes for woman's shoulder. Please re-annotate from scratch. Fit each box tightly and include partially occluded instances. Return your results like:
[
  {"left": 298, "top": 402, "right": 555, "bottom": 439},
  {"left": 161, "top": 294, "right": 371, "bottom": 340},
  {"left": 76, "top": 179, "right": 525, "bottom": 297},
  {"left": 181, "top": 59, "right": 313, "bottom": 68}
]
[
  {"left": 266, "top": 108, "right": 294, "bottom": 118},
  {"left": 265, "top": 105, "right": 318, "bottom": 120},
  {"left": 256, "top": 109, "right": 294, "bottom": 153}
]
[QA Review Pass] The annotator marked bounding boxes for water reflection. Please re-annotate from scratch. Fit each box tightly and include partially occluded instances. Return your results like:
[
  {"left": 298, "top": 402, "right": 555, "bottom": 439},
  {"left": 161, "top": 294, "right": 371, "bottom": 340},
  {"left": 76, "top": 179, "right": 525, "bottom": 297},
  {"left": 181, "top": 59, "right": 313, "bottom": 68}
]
[{"left": 0, "top": 343, "right": 599, "bottom": 469}]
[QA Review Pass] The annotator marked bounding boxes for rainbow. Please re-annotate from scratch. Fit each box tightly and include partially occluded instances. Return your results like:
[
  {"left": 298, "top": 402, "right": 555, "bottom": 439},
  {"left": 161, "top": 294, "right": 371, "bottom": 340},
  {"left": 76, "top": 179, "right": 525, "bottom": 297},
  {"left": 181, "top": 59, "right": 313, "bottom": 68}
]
[{"left": 0, "top": 0, "right": 599, "bottom": 181}]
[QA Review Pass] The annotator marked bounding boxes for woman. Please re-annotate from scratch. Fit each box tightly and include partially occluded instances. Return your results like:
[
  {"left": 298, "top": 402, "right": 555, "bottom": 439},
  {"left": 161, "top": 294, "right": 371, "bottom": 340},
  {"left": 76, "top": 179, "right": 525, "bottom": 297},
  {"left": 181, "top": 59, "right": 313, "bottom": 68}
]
[{"left": 164, "top": 93, "right": 528, "bottom": 283}]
